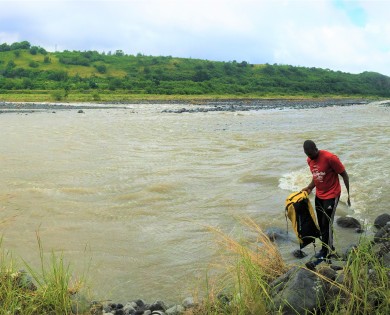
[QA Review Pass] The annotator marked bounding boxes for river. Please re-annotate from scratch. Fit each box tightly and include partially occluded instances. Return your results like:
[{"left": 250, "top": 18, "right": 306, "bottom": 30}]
[{"left": 0, "top": 100, "right": 389, "bottom": 304}]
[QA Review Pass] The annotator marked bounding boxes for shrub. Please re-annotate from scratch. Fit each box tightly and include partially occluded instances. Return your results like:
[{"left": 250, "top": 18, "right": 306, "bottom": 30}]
[{"left": 51, "top": 90, "right": 64, "bottom": 101}]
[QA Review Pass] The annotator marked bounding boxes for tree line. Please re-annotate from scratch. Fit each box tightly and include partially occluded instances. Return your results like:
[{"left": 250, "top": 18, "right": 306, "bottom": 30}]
[{"left": 1, "top": 41, "right": 390, "bottom": 97}]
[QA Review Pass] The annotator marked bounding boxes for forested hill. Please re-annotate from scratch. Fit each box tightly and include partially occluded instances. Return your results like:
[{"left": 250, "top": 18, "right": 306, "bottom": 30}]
[{"left": 1, "top": 41, "right": 390, "bottom": 98}]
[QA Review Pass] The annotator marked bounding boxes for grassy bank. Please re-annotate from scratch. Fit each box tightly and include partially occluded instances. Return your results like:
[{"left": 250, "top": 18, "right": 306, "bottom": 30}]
[
  {"left": 187, "top": 218, "right": 389, "bottom": 315},
  {"left": 0, "top": 90, "right": 381, "bottom": 103},
  {"left": 0, "top": 235, "right": 88, "bottom": 315},
  {"left": 1, "top": 220, "right": 388, "bottom": 314}
]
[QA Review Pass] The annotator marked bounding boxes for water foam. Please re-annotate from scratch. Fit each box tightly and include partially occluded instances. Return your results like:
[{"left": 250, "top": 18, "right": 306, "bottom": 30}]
[{"left": 278, "top": 168, "right": 312, "bottom": 192}]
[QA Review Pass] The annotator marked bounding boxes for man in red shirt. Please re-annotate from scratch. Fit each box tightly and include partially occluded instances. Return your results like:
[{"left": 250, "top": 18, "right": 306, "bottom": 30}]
[{"left": 302, "top": 140, "right": 351, "bottom": 259}]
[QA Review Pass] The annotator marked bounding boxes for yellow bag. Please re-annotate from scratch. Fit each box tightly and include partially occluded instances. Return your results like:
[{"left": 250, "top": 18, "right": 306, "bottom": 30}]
[{"left": 285, "top": 191, "right": 320, "bottom": 249}]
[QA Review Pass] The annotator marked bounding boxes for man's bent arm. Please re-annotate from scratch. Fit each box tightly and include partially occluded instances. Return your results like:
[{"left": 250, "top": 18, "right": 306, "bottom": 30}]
[
  {"left": 302, "top": 179, "right": 315, "bottom": 194},
  {"left": 340, "top": 171, "right": 351, "bottom": 206}
]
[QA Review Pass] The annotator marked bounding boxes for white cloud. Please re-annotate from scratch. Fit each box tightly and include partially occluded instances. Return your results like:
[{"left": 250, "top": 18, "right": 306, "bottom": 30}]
[{"left": 0, "top": 0, "right": 389, "bottom": 75}]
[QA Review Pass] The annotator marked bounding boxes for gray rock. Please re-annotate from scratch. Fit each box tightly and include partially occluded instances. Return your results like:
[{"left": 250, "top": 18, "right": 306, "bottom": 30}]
[
  {"left": 70, "top": 293, "right": 90, "bottom": 314},
  {"left": 150, "top": 300, "right": 167, "bottom": 312},
  {"left": 336, "top": 216, "right": 361, "bottom": 229},
  {"left": 90, "top": 301, "right": 104, "bottom": 315},
  {"left": 383, "top": 252, "right": 390, "bottom": 269},
  {"left": 165, "top": 305, "right": 185, "bottom": 315},
  {"left": 270, "top": 267, "right": 298, "bottom": 294},
  {"left": 374, "top": 213, "right": 390, "bottom": 229},
  {"left": 265, "top": 227, "right": 289, "bottom": 242},
  {"left": 343, "top": 244, "right": 358, "bottom": 259},
  {"left": 374, "top": 223, "right": 390, "bottom": 243},
  {"left": 123, "top": 302, "right": 136, "bottom": 314},
  {"left": 318, "top": 266, "right": 337, "bottom": 283},
  {"left": 330, "top": 260, "right": 346, "bottom": 271},
  {"left": 182, "top": 297, "right": 196, "bottom": 309},
  {"left": 15, "top": 270, "right": 37, "bottom": 291},
  {"left": 372, "top": 242, "right": 390, "bottom": 259},
  {"left": 272, "top": 267, "right": 327, "bottom": 314},
  {"left": 292, "top": 249, "right": 307, "bottom": 258}
]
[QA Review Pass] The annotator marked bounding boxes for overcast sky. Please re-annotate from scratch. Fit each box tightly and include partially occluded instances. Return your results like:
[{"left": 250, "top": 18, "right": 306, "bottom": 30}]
[{"left": 1, "top": 0, "right": 389, "bottom": 76}]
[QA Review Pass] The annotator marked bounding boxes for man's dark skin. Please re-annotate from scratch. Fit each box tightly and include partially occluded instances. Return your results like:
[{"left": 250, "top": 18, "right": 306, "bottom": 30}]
[{"left": 302, "top": 142, "right": 351, "bottom": 206}]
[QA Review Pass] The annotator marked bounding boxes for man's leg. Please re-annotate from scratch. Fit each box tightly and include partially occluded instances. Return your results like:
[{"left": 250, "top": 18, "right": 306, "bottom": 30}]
[{"left": 315, "top": 196, "right": 339, "bottom": 256}]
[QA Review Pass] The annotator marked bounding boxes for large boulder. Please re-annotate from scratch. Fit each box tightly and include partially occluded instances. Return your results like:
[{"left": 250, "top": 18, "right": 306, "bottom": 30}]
[
  {"left": 336, "top": 216, "right": 361, "bottom": 229},
  {"left": 271, "top": 267, "right": 328, "bottom": 314},
  {"left": 336, "top": 216, "right": 363, "bottom": 232},
  {"left": 374, "top": 213, "right": 390, "bottom": 229}
]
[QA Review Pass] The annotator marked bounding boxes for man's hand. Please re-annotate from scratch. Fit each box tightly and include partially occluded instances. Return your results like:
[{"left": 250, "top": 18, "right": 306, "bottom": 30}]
[{"left": 301, "top": 187, "right": 312, "bottom": 194}]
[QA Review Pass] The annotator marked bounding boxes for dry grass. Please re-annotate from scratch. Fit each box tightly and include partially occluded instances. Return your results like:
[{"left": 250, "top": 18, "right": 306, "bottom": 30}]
[{"left": 187, "top": 217, "right": 287, "bottom": 315}]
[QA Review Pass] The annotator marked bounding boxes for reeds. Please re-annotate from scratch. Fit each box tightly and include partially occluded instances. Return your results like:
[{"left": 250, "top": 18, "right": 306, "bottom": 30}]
[
  {"left": 324, "top": 238, "right": 390, "bottom": 315},
  {"left": 187, "top": 217, "right": 288, "bottom": 315},
  {"left": 0, "top": 233, "right": 87, "bottom": 314},
  {"left": 189, "top": 218, "right": 389, "bottom": 315}
]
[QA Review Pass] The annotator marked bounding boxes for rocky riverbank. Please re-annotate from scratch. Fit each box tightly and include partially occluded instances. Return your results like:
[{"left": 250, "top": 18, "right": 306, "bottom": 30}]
[
  {"left": 0, "top": 98, "right": 372, "bottom": 114},
  {"left": 82, "top": 213, "right": 389, "bottom": 315},
  {"left": 160, "top": 98, "right": 369, "bottom": 113},
  {"left": 4, "top": 213, "right": 389, "bottom": 314}
]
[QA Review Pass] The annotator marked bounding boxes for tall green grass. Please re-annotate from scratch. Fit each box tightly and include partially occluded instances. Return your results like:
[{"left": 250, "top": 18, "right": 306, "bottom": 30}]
[
  {"left": 189, "top": 218, "right": 389, "bottom": 315},
  {"left": 0, "top": 233, "right": 87, "bottom": 314},
  {"left": 326, "top": 238, "right": 390, "bottom": 314},
  {"left": 187, "top": 217, "right": 288, "bottom": 315}
]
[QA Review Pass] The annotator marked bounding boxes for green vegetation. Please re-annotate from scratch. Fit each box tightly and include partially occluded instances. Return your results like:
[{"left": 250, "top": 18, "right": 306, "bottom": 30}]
[
  {"left": 1, "top": 41, "right": 390, "bottom": 102},
  {"left": 1, "top": 217, "right": 388, "bottom": 314},
  {"left": 0, "top": 235, "right": 87, "bottom": 315},
  {"left": 188, "top": 218, "right": 389, "bottom": 315}
]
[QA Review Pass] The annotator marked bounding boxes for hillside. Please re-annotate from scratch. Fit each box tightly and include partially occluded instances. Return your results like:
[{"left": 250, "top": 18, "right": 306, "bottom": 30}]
[{"left": 1, "top": 41, "right": 390, "bottom": 101}]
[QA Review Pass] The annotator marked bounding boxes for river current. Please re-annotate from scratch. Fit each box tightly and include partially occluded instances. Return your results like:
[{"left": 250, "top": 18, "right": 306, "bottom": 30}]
[{"left": 0, "top": 101, "right": 389, "bottom": 303}]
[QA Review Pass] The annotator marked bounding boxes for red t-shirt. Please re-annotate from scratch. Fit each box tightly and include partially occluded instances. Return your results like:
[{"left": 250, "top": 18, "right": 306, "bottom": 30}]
[{"left": 307, "top": 150, "right": 345, "bottom": 199}]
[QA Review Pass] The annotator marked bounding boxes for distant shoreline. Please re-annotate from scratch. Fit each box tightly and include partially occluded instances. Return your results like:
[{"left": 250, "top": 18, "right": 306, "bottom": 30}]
[{"left": 0, "top": 97, "right": 374, "bottom": 111}]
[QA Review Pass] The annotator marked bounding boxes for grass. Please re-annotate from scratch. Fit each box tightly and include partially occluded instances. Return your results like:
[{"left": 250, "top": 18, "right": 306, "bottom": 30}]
[
  {"left": 332, "top": 239, "right": 390, "bottom": 314},
  {"left": 0, "top": 233, "right": 88, "bottom": 315},
  {"left": 187, "top": 218, "right": 389, "bottom": 315},
  {"left": 186, "top": 217, "right": 288, "bottom": 315},
  {"left": 1, "top": 216, "right": 388, "bottom": 314},
  {"left": 0, "top": 90, "right": 379, "bottom": 103}
]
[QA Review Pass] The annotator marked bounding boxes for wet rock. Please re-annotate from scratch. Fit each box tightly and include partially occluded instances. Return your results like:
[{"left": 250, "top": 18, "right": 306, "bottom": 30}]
[
  {"left": 265, "top": 227, "right": 289, "bottom": 242},
  {"left": 292, "top": 249, "right": 307, "bottom": 258},
  {"left": 374, "top": 213, "right": 390, "bottom": 229},
  {"left": 150, "top": 300, "right": 167, "bottom": 312},
  {"left": 336, "top": 216, "right": 362, "bottom": 229}
]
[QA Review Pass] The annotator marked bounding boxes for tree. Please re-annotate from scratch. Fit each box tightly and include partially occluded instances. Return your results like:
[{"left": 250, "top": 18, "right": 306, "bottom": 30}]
[
  {"left": 29, "top": 46, "right": 39, "bottom": 55},
  {"left": 95, "top": 64, "right": 107, "bottom": 74},
  {"left": 43, "top": 56, "right": 51, "bottom": 64}
]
